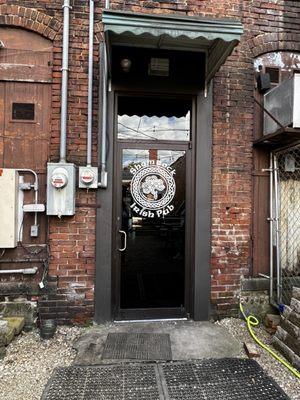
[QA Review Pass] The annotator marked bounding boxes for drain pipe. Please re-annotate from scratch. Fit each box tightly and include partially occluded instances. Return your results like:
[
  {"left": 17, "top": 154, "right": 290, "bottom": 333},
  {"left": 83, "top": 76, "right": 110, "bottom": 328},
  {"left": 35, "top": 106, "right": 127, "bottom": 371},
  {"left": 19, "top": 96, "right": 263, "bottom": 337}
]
[
  {"left": 87, "top": 0, "right": 94, "bottom": 167},
  {"left": 60, "top": 0, "right": 71, "bottom": 163}
]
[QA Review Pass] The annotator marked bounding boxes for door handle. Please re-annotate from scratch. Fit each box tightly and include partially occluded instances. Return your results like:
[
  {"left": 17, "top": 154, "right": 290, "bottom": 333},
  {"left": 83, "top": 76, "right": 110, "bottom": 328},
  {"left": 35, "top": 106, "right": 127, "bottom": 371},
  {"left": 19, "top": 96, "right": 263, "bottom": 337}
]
[{"left": 118, "top": 230, "right": 127, "bottom": 252}]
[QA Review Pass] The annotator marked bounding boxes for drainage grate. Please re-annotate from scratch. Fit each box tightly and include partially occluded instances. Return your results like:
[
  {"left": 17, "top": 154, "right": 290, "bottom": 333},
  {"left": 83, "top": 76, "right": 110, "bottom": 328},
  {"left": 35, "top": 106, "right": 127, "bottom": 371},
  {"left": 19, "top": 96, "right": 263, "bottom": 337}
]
[
  {"left": 41, "top": 359, "right": 290, "bottom": 400},
  {"left": 102, "top": 332, "right": 172, "bottom": 360}
]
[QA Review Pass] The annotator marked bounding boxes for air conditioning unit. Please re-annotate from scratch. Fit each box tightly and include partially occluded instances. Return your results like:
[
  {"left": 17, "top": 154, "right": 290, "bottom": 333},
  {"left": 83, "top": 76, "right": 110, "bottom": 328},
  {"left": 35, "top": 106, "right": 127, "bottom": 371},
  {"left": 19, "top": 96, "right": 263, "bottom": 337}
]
[{"left": 263, "top": 73, "right": 300, "bottom": 135}]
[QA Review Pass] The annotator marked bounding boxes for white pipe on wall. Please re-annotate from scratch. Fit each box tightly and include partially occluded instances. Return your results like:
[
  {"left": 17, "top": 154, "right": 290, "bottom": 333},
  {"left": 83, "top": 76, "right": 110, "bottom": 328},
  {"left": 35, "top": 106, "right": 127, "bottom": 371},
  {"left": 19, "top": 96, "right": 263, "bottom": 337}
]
[
  {"left": 0, "top": 267, "right": 38, "bottom": 275},
  {"left": 98, "top": 0, "right": 109, "bottom": 188},
  {"left": 60, "top": 0, "right": 71, "bottom": 163},
  {"left": 17, "top": 169, "right": 39, "bottom": 227},
  {"left": 87, "top": 0, "right": 95, "bottom": 167}
]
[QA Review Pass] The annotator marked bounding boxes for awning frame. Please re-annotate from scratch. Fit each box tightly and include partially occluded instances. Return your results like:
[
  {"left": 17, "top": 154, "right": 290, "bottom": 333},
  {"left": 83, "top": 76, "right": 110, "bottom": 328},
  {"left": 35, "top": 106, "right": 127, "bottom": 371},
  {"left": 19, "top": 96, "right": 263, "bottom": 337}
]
[{"left": 102, "top": 10, "right": 243, "bottom": 84}]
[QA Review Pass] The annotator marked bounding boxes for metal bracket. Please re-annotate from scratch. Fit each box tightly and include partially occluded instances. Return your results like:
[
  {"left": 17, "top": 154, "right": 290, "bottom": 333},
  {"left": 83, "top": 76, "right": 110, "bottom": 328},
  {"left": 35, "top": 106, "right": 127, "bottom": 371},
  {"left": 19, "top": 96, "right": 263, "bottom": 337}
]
[
  {"left": 253, "top": 98, "right": 285, "bottom": 130},
  {"left": 262, "top": 168, "right": 273, "bottom": 172}
]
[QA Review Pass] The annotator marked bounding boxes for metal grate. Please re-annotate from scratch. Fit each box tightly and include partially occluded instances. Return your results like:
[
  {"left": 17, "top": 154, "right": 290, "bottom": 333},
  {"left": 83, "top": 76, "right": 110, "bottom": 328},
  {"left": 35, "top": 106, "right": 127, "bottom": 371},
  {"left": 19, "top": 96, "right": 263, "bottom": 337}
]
[
  {"left": 273, "top": 145, "right": 300, "bottom": 305},
  {"left": 161, "top": 359, "right": 288, "bottom": 400},
  {"left": 42, "top": 364, "right": 163, "bottom": 400},
  {"left": 42, "top": 359, "right": 289, "bottom": 400},
  {"left": 102, "top": 333, "right": 172, "bottom": 360}
]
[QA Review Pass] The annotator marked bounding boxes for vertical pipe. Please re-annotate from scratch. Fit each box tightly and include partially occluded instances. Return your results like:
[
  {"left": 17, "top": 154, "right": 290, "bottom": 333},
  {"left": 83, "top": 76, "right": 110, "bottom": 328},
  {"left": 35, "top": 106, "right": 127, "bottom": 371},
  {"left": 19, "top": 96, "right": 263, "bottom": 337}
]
[
  {"left": 269, "top": 154, "right": 274, "bottom": 304},
  {"left": 97, "top": 0, "right": 109, "bottom": 188},
  {"left": 60, "top": 0, "right": 71, "bottom": 163},
  {"left": 87, "top": 0, "right": 94, "bottom": 167},
  {"left": 273, "top": 154, "right": 282, "bottom": 304},
  {"left": 101, "top": 41, "right": 107, "bottom": 174}
]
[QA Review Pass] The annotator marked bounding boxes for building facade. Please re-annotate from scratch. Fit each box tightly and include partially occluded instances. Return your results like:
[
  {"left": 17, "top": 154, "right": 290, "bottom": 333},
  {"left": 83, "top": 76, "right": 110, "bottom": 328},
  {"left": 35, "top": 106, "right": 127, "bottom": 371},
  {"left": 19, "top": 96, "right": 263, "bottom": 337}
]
[{"left": 0, "top": 0, "right": 299, "bottom": 325}]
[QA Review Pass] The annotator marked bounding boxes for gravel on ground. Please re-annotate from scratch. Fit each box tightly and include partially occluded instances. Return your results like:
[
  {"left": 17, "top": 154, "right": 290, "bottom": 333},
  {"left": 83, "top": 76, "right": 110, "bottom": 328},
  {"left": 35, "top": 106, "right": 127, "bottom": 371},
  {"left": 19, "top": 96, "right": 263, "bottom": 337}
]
[
  {"left": 0, "top": 319, "right": 299, "bottom": 400},
  {"left": 218, "top": 318, "right": 300, "bottom": 400},
  {"left": 0, "top": 326, "right": 83, "bottom": 400}
]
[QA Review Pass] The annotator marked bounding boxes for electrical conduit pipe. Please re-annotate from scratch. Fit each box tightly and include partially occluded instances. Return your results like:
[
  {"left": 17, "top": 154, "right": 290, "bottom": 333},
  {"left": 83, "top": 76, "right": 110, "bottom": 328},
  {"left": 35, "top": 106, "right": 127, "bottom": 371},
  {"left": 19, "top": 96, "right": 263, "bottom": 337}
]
[
  {"left": 0, "top": 267, "right": 38, "bottom": 275},
  {"left": 87, "top": 0, "right": 94, "bottom": 167},
  {"left": 97, "top": 0, "right": 109, "bottom": 188},
  {"left": 60, "top": 0, "right": 71, "bottom": 163}
]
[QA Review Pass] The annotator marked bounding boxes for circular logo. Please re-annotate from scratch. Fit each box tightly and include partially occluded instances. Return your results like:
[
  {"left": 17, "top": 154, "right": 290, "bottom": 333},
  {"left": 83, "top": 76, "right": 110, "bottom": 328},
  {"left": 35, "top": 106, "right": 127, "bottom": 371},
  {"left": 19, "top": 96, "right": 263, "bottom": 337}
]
[{"left": 130, "top": 165, "right": 176, "bottom": 210}]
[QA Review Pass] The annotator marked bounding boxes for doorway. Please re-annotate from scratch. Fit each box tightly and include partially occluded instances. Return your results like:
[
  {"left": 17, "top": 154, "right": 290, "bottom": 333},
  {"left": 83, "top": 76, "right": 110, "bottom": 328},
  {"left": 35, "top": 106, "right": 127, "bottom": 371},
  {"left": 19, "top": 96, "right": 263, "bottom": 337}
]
[{"left": 113, "top": 95, "right": 193, "bottom": 320}]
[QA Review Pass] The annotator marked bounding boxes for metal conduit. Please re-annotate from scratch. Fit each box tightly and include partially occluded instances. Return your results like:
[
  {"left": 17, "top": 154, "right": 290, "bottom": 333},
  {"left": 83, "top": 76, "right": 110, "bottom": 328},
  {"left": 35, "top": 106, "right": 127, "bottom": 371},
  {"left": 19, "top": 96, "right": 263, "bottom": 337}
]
[
  {"left": 98, "top": 0, "right": 109, "bottom": 188},
  {"left": 60, "top": 0, "right": 71, "bottom": 163},
  {"left": 0, "top": 267, "right": 38, "bottom": 275},
  {"left": 17, "top": 169, "right": 39, "bottom": 226},
  {"left": 273, "top": 154, "right": 282, "bottom": 304},
  {"left": 87, "top": 0, "right": 94, "bottom": 167},
  {"left": 269, "top": 154, "right": 274, "bottom": 305}
]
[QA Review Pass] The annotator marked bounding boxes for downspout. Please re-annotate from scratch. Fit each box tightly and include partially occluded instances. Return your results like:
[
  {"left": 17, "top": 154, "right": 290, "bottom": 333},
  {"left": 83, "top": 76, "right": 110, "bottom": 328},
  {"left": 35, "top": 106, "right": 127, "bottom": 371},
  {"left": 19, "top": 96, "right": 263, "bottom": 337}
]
[
  {"left": 98, "top": 0, "right": 109, "bottom": 188},
  {"left": 60, "top": 0, "right": 71, "bottom": 163},
  {"left": 87, "top": 0, "right": 94, "bottom": 167}
]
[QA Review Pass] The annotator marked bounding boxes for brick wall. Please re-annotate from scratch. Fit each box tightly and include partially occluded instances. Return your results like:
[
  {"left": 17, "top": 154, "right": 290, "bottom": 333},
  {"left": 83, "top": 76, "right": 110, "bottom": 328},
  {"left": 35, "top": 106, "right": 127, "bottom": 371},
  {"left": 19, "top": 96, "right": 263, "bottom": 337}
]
[{"left": 0, "top": 0, "right": 299, "bottom": 323}]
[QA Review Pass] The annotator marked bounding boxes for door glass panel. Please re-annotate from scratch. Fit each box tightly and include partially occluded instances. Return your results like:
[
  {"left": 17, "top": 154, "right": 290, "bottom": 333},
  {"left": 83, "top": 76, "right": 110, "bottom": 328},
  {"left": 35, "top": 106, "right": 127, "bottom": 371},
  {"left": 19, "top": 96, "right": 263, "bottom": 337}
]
[
  {"left": 118, "top": 96, "right": 191, "bottom": 141},
  {"left": 120, "top": 149, "right": 186, "bottom": 309}
]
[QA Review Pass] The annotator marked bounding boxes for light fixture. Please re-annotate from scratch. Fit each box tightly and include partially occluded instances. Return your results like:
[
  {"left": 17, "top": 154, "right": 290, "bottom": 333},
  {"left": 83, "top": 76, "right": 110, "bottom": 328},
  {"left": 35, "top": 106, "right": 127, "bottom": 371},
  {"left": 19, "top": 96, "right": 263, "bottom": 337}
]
[{"left": 120, "top": 58, "right": 132, "bottom": 73}]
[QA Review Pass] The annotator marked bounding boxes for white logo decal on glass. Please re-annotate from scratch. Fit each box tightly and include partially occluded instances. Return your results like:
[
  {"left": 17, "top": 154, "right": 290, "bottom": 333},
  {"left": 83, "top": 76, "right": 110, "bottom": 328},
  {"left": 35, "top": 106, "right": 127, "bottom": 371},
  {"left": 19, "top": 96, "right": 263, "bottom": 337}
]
[{"left": 130, "top": 161, "right": 176, "bottom": 218}]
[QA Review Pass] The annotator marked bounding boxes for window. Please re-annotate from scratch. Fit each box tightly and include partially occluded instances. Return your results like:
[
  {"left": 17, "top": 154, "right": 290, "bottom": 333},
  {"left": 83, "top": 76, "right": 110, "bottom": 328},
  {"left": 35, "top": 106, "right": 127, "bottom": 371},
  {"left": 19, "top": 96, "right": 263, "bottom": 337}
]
[{"left": 12, "top": 103, "right": 35, "bottom": 121}]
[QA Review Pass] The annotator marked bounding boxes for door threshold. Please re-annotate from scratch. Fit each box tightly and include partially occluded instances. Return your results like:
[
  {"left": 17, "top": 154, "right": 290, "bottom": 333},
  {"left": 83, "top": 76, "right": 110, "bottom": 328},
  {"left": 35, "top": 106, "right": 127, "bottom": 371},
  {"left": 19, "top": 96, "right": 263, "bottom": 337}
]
[{"left": 114, "top": 317, "right": 188, "bottom": 324}]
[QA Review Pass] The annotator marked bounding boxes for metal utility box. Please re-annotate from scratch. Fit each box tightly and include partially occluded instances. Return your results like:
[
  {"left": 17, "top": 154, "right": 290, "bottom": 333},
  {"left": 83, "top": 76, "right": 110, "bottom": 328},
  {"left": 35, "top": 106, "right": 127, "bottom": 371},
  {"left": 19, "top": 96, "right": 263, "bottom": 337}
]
[
  {"left": 264, "top": 73, "right": 300, "bottom": 135},
  {"left": 46, "top": 163, "right": 76, "bottom": 217},
  {"left": 78, "top": 166, "right": 98, "bottom": 189},
  {"left": 0, "top": 169, "right": 19, "bottom": 248}
]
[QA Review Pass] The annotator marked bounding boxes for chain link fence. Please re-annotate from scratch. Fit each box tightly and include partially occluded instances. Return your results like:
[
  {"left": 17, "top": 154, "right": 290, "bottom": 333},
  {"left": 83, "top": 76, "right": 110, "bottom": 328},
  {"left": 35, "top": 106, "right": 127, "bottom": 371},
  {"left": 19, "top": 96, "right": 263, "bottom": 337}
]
[{"left": 273, "top": 144, "right": 300, "bottom": 305}]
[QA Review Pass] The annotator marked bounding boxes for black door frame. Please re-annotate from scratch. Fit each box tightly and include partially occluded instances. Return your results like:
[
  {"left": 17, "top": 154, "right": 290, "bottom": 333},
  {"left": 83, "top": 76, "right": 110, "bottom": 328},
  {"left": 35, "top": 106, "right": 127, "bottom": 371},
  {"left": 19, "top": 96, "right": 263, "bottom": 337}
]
[{"left": 95, "top": 84, "right": 212, "bottom": 323}]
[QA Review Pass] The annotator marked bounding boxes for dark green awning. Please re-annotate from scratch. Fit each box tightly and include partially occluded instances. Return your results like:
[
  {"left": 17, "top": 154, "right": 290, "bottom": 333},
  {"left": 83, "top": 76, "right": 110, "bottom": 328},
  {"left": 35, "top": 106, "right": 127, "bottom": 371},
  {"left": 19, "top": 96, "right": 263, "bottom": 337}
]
[{"left": 102, "top": 10, "right": 243, "bottom": 82}]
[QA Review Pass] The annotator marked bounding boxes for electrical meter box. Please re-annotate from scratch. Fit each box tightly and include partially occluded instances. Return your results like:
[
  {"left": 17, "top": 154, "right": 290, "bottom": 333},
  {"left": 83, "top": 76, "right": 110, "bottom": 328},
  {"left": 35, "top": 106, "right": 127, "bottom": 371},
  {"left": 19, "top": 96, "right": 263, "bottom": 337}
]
[
  {"left": 78, "top": 166, "right": 98, "bottom": 189},
  {"left": 0, "top": 169, "right": 19, "bottom": 248},
  {"left": 46, "top": 163, "right": 76, "bottom": 217}
]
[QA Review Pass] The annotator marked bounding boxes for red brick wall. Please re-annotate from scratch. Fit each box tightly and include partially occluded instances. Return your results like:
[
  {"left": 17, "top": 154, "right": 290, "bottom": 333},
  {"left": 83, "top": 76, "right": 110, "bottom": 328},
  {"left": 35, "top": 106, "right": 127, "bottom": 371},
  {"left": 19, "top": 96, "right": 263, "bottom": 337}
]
[{"left": 0, "top": 0, "right": 299, "bottom": 322}]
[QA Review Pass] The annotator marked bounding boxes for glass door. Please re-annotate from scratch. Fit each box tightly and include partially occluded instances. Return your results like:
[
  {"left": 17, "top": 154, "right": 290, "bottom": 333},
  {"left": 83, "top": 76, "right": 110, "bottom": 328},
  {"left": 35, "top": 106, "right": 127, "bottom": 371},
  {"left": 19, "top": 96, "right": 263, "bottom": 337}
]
[{"left": 114, "top": 95, "right": 193, "bottom": 320}]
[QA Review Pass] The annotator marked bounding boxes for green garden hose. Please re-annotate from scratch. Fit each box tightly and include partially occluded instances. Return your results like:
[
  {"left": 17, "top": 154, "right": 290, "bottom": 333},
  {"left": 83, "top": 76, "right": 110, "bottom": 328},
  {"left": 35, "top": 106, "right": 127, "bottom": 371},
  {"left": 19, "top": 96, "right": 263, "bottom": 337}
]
[{"left": 239, "top": 302, "right": 300, "bottom": 379}]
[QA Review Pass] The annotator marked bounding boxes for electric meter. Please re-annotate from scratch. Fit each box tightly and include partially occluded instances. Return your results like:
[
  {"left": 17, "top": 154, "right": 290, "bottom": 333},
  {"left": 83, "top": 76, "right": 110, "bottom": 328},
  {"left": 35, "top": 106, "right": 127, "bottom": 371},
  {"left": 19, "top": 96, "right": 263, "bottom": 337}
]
[
  {"left": 80, "top": 168, "right": 95, "bottom": 185},
  {"left": 51, "top": 168, "right": 69, "bottom": 189},
  {"left": 78, "top": 166, "right": 98, "bottom": 189},
  {"left": 46, "top": 163, "right": 76, "bottom": 216}
]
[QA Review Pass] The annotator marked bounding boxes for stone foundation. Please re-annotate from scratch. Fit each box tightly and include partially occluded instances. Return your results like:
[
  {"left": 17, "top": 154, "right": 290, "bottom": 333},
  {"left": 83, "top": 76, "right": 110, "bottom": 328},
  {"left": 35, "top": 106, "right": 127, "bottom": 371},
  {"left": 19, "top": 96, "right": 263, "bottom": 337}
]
[{"left": 272, "top": 287, "right": 300, "bottom": 371}]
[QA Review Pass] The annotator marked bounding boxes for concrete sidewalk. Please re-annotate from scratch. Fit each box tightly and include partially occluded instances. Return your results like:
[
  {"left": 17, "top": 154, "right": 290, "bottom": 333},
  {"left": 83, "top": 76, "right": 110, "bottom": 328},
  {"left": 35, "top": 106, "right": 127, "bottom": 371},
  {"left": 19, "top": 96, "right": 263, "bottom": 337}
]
[{"left": 73, "top": 320, "right": 242, "bottom": 365}]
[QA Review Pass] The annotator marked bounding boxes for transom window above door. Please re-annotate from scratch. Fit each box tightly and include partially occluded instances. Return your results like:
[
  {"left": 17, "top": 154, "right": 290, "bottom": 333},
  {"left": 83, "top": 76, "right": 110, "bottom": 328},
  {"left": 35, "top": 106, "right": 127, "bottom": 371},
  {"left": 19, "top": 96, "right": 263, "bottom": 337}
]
[{"left": 117, "top": 96, "right": 191, "bottom": 141}]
